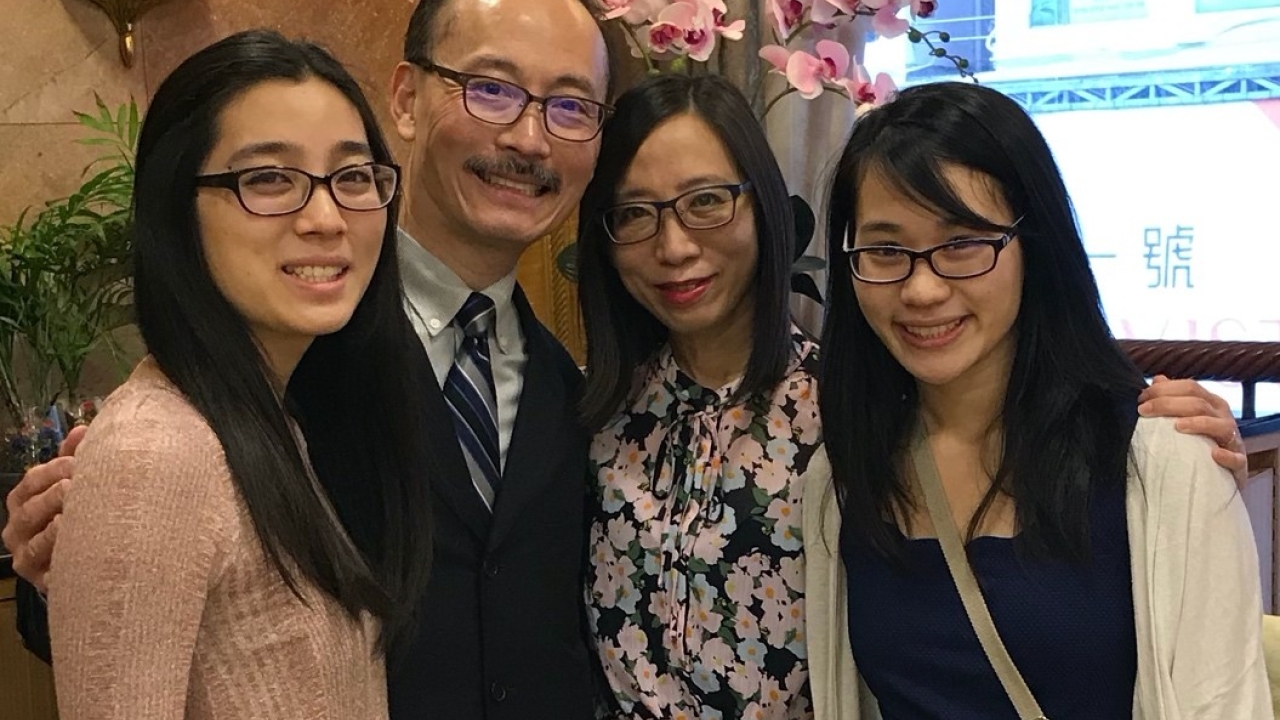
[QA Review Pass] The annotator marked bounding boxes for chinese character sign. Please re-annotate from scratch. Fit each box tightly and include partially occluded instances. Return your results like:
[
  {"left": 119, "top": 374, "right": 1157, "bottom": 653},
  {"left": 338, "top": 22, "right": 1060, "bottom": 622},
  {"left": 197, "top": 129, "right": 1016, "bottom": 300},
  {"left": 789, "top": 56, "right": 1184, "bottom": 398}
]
[{"left": 1143, "top": 224, "right": 1195, "bottom": 289}]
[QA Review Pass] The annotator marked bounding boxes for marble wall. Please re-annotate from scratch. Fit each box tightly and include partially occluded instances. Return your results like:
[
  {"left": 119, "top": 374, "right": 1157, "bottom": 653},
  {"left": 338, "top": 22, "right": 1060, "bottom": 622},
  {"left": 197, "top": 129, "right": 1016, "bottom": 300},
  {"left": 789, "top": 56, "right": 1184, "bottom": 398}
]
[{"left": 2, "top": 0, "right": 417, "bottom": 226}]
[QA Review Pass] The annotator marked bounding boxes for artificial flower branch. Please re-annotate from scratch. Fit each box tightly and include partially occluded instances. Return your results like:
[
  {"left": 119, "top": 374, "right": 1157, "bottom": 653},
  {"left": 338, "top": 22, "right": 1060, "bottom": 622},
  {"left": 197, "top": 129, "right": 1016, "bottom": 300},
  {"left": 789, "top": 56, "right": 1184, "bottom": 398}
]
[{"left": 602, "top": 0, "right": 967, "bottom": 117}]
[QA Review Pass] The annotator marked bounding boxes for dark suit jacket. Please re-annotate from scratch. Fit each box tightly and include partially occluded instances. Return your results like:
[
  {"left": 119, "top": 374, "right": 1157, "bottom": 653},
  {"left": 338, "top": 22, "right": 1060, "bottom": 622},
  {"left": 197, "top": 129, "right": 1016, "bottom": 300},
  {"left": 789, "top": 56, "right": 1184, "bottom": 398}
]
[
  {"left": 15, "top": 575, "right": 50, "bottom": 663},
  {"left": 16, "top": 289, "right": 597, "bottom": 720},
  {"left": 304, "top": 288, "right": 596, "bottom": 720}
]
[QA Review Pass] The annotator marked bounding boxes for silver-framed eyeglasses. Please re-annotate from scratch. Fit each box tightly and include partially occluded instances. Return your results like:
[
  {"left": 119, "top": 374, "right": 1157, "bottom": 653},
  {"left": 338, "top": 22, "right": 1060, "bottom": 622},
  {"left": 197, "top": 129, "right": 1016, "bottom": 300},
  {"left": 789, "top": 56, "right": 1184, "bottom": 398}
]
[
  {"left": 410, "top": 59, "right": 612, "bottom": 142},
  {"left": 603, "top": 182, "right": 753, "bottom": 245},
  {"left": 195, "top": 162, "right": 399, "bottom": 216},
  {"left": 845, "top": 228, "right": 1020, "bottom": 284}
]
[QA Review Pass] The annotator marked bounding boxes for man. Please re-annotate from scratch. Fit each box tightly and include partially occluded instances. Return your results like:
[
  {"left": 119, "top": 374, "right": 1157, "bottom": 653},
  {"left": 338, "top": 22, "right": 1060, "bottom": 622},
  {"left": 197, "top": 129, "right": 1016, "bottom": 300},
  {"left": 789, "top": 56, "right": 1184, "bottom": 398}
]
[
  {"left": 2, "top": 0, "right": 1251, "bottom": 716},
  {"left": 6, "top": 1, "right": 608, "bottom": 718}
]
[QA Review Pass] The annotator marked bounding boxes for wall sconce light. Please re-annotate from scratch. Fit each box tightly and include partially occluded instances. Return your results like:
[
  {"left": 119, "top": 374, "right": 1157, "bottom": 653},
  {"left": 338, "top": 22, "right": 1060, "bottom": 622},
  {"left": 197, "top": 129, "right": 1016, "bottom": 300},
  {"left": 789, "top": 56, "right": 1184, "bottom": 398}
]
[{"left": 82, "top": 0, "right": 173, "bottom": 68}]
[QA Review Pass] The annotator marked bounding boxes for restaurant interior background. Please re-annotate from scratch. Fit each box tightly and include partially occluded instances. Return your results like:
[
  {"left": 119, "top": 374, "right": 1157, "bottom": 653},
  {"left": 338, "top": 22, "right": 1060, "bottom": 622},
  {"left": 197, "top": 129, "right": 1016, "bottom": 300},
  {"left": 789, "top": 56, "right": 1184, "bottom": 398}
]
[{"left": 1, "top": 0, "right": 1279, "bottom": 717}]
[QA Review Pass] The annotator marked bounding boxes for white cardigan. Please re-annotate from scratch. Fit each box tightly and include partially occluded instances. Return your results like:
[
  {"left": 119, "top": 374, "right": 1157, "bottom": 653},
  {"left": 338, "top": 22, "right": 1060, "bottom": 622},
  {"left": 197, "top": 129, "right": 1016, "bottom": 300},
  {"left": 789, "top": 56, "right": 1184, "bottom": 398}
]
[{"left": 803, "top": 416, "right": 1271, "bottom": 719}]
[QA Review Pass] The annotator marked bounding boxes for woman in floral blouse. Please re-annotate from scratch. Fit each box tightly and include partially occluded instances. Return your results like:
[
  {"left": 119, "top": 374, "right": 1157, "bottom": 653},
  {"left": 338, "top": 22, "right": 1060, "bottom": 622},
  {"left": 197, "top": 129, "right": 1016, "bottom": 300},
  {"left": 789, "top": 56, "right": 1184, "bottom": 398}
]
[
  {"left": 575, "top": 73, "right": 824, "bottom": 719},
  {"left": 571, "top": 73, "right": 1246, "bottom": 720}
]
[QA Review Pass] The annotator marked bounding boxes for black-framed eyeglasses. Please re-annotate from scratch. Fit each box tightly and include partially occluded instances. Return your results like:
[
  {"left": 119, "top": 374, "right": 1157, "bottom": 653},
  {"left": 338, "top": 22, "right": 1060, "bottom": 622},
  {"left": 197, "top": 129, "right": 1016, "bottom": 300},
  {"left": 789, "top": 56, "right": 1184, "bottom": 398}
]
[
  {"left": 195, "top": 162, "right": 399, "bottom": 217},
  {"left": 845, "top": 231, "right": 1019, "bottom": 284},
  {"left": 602, "top": 182, "right": 753, "bottom": 246},
  {"left": 409, "top": 58, "right": 612, "bottom": 142}
]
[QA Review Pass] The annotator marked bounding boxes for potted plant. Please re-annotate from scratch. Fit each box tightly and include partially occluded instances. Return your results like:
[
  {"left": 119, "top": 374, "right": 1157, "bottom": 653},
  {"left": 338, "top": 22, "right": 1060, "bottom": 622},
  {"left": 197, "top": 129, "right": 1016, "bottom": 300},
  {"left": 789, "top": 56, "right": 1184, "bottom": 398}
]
[{"left": 0, "top": 95, "right": 138, "bottom": 475}]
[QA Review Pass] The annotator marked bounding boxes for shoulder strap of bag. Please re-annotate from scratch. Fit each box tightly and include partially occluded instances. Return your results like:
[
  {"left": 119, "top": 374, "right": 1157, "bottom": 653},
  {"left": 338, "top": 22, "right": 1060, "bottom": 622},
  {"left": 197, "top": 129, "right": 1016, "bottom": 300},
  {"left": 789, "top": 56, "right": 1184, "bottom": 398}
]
[{"left": 909, "top": 423, "right": 1048, "bottom": 720}]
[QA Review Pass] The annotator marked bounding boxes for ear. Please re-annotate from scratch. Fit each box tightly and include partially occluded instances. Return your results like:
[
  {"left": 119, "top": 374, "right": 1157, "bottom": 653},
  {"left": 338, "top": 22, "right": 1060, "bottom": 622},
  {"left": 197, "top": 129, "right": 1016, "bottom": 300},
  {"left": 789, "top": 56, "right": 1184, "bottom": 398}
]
[{"left": 390, "top": 62, "right": 419, "bottom": 143}]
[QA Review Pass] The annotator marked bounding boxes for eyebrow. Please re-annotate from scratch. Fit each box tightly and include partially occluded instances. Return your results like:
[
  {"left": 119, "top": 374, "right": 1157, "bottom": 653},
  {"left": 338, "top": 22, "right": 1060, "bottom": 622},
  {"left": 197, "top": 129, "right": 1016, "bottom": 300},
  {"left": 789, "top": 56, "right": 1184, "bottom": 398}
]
[
  {"left": 224, "top": 139, "right": 374, "bottom": 167},
  {"left": 464, "top": 55, "right": 600, "bottom": 99},
  {"left": 615, "top": 175, "right": 736, "bottom": 202},
  {"left": 855, "top": 220, "right": 905, "bottom": 234}
]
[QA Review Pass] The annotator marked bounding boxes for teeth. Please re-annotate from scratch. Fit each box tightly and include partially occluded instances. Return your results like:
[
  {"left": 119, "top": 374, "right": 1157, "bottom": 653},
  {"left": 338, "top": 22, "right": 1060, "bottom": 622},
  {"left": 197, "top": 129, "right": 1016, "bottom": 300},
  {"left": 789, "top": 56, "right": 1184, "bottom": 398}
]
[
  {"left": 285, "top": 265, "right": 344, "bottom": 283},
  {"left": 484, "top": 175, "right": 541, "bottom": 196},
  {"left": 904, "top": 319, "right": 962, "bottom": 339}
]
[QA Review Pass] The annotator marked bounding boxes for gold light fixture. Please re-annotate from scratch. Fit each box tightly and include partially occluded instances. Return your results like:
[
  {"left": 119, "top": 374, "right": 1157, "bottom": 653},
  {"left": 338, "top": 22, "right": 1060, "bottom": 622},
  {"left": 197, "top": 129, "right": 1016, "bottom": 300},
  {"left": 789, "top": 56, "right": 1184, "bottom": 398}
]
[{"left": 82, "top": 0, "right": 172, "bottom": 68}]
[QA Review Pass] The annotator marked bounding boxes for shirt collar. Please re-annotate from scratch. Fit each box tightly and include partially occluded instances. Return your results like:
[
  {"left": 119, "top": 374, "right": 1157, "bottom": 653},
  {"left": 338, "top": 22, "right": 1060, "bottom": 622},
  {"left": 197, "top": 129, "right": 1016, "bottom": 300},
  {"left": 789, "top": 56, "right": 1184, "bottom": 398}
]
[{"left": 397, "top": 228, "right": 521, "bottom": 354}]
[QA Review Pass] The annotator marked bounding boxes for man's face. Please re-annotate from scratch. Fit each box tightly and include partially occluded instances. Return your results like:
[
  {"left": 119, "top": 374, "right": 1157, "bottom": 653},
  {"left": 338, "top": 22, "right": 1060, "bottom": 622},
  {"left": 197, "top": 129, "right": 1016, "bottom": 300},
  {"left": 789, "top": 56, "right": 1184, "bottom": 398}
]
[{"left": 391, "top": 0, "right": 608, "bottom": 258}]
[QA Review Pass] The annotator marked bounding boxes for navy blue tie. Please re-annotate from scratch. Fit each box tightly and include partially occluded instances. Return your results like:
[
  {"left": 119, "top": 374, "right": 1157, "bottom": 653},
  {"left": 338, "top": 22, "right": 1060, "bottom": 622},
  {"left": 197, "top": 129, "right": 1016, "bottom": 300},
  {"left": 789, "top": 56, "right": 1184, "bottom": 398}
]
[{"left": 443, "top": 292, "right": 501, "bottom": 509}]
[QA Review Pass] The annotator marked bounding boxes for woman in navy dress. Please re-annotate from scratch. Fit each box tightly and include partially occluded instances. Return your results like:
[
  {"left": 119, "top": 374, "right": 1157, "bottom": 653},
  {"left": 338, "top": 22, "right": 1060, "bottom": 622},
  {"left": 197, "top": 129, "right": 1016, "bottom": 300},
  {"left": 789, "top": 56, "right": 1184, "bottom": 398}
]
[{"left": 805, "top": 81, "right": 1269, "bottom": 719}]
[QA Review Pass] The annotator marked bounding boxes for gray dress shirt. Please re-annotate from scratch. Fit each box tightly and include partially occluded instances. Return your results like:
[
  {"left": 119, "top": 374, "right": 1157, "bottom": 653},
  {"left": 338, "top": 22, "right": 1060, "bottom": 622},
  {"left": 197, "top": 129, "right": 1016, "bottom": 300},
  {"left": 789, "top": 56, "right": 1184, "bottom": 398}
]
[{"left": 397, "top": 229, "right": 526, "bottom": 471}]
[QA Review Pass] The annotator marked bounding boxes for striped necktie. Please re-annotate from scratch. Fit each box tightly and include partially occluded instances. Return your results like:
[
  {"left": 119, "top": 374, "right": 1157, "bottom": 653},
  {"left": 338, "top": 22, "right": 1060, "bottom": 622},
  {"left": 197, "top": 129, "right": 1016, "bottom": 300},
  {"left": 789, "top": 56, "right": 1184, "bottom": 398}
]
[{"left": 443, "top": 292, "right": 501, "bottom": 509}]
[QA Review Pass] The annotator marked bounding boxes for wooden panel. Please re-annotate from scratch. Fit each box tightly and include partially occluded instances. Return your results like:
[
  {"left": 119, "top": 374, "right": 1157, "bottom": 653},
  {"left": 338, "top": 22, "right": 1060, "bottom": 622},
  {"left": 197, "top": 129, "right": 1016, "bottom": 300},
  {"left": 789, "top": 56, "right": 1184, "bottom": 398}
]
[
  {"left": 515, "top": 213, "right": 586, "bottom": 367},
  {"left": 1245, "top": 431, "right": 1280, "bottom": 613},
  {"left": 0, "top": 578, "right": 58, "bottom": 720}
]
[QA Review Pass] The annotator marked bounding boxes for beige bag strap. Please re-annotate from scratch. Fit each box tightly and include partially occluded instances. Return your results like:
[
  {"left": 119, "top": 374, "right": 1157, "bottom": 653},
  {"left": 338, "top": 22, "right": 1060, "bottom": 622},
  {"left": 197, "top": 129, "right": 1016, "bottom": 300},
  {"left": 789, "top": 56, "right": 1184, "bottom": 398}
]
[{"left": 909, "top": 423, "right": 1049, "bottom": 720}]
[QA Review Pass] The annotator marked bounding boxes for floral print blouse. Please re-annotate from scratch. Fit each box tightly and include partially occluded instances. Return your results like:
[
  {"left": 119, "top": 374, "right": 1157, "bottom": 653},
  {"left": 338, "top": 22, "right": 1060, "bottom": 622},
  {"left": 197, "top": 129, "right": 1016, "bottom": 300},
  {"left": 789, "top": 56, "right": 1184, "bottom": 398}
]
[{"left": 587, "top": 328, "right": 822, "bottom": 720}]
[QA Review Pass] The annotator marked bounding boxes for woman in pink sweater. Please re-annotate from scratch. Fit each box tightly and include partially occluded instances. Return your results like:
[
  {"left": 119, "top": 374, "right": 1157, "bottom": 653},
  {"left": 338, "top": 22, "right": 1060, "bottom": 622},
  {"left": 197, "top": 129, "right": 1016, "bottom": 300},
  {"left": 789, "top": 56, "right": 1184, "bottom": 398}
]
[{"left": 47, "top": 30, "right": 435, "bottom": 719}]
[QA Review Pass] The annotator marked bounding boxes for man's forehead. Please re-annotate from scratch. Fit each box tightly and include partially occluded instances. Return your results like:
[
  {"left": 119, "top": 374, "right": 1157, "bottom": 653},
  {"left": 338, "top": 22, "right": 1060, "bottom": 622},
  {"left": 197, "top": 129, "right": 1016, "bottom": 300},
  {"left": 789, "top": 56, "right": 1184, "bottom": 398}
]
[{"left": 432, "top": 0, "right": 609, "bottom": 96}]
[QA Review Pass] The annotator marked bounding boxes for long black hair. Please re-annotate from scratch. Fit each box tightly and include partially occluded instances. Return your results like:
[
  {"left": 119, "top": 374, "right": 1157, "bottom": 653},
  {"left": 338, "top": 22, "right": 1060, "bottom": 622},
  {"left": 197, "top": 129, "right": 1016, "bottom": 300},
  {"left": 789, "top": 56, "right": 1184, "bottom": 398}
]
[
  {"left": 820, "top": 81, "right": 1145, "bottom": 561},
  {"left": 132, "top": 29, "right": 433, "bottom": 648},
  {"left": 577, "top": 73, "right": 795, "bottom": 431}
]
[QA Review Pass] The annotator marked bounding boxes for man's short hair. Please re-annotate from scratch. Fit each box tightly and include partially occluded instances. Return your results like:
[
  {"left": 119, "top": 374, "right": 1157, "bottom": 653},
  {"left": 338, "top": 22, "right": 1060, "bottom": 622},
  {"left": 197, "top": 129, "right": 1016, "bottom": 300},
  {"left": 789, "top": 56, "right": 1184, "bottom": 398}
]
[{"left": 402, "top": 0, "right": 616, "bottom": 99}]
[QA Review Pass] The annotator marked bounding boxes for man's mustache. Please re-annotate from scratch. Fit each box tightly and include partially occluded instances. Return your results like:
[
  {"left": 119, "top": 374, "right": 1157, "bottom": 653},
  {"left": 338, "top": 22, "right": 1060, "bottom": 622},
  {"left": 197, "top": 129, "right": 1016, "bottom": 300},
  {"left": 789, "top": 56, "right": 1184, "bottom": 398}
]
[{"left": 464, "top": 155, "right": 562, "bottom": 193}]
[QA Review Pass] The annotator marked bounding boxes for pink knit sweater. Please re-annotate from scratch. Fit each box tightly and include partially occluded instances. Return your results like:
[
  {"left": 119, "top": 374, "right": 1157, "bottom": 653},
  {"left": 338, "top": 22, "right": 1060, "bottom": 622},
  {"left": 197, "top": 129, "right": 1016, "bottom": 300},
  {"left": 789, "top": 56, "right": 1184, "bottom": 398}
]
[{"left": 49, "top": 358, "right": 388, "bottom": 719}]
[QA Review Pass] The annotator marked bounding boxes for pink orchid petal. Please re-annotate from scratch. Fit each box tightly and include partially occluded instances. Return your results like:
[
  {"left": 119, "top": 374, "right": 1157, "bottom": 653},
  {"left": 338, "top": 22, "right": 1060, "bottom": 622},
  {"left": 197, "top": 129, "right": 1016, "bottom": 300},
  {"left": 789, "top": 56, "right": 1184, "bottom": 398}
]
[
  {"left": 657, "top": 1, "right": 698, "bottom": 27},
  {"left": 810, "top": 0, "right": 842, "bottom": 25},
  {"left": 648, "top": 21, "right": 683, "bottom": 52},
  {"left": 767, "top": 0, "right": 807, "bottom": 39},
  {"left": 834, "top": 77, "right": 861, "bottom": 99},
  {"left": 717, "top": 19, "right": 747, "bottom": 39},
  {"left": 912, "top": 0, "right": 937, "bottom": 17},
  {"left": 684, "top": 29, "right": 716, "bottom": 62},
  {"left": 759, "top": 44, "right": 792, "bottom": 72},
  {"left": 785, "top": 51, "right": 826, "bottom": 99},
  {"left": 872, "top": 71, "right": 898, "bottom": 102},
  {"left": 872, "top": 5, "right": 910, "bottom": 38},
  {"left": 815, "top": 39, "right": 851, "bottom": 79}
]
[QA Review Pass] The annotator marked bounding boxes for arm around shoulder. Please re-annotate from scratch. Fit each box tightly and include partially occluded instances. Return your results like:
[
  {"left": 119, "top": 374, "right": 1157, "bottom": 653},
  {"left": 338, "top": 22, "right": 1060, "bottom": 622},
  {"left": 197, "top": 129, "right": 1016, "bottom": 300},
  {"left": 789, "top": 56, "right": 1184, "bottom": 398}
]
[{"left": 48, "top": 390, "right": 238, "bottom": 719}]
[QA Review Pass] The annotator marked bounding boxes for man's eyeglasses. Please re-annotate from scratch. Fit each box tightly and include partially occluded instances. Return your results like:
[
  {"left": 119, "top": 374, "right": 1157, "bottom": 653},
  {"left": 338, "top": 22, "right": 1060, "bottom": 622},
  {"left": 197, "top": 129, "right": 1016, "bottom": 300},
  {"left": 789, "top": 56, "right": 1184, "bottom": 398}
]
[
  {"left": 195, "top": 163, "right": 399, "bottom": 217},
  {"left": 409, "top": 59, "right": 612, "bottom": 142},
  {"left": 845, "top": 231, "right": 1019, "bottom": 284},
  {"left": 602, "top": 182, "right": 753, "bottom": 245}
]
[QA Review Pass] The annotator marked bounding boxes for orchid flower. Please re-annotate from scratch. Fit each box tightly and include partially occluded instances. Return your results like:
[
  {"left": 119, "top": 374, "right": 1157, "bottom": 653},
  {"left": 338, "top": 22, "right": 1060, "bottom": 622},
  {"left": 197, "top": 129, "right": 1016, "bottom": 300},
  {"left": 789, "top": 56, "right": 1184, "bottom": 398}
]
[
  {"left": 810, "top": 0, "right": 858, "bottom": 25},
  {"left": 766, "top": 0, "right": 811, "bottom": 40},
  {"left": 912, "top": 0, "right": 938, "bottom": 18},
  {"left": 760, "top": 39, "right": 854, "bottom": 100},
  {"left": 840, "top": 66, "right": 898, "bottom": 109}
]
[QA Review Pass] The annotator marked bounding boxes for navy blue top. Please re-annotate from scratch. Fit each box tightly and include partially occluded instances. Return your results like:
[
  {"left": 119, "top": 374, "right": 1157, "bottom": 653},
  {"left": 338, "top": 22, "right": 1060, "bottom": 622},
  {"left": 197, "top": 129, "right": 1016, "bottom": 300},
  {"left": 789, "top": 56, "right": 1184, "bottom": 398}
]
[{"left": 841, "top": 476, "right": 1137, "bottom": 719}]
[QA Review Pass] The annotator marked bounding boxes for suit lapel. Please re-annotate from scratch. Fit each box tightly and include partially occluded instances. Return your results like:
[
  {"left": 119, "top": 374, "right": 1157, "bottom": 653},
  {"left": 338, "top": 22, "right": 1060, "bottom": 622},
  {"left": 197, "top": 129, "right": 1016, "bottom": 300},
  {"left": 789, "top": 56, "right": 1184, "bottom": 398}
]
[
  {"left": 412, "top": 338, "right": 493, "bottom": 544},
  {"left": 487, "top": 291, "right": 575, "bottom": 548}
]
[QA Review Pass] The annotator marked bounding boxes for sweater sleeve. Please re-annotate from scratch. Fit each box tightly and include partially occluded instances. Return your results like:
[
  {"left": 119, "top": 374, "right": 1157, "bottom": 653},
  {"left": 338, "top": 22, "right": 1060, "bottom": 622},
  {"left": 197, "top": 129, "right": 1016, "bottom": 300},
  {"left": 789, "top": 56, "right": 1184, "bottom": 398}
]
[
  {"left": 48, "top": 386, "right": 237, "bottom": 720},
  {"left": 1137, "top": 417, "right": 1272, "bottom": 718}
]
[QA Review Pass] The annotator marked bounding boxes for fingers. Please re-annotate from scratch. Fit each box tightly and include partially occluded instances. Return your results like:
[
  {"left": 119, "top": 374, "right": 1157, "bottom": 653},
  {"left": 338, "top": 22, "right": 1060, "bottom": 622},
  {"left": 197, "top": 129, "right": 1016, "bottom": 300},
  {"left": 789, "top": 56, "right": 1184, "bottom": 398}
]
[
  {"left": 3, "top": 479, "right": 68, "bottom": 556},
  {"left": 4, "top": 456, "right": 75, "bottom": 510},
  {"left": 2, "top": 457, "right": 75, "bottom": 593},
  {"left": 13, "top": 516, "right": 58, "bottom": 594},
  {"left": 1138, "top": 378, "right": 1231, "bottom": 414},
  {"left": 2, "top": 460, "right": 73, "bottom": 559},
  {"left": 60, "top": 424, "right": 88, "bottom": 457},
  {"left": 1138, "top": 396, "right": 1229, "bottom": 428},
  {"left": 1169, "top": 415, "right": 1240, "bottom": 452},
  {"left": 1210, "top": 447, "right": 1250, "bottom": 490}
]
